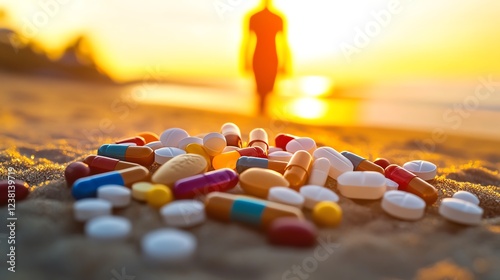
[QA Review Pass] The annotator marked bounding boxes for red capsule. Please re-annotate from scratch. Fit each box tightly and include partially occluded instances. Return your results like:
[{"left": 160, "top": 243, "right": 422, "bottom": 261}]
[
  {"left": 173, "top": 168, "right": 239, "bottom": 199},
  {"left": 275, "top": 133, "right": 297, "bottom": 150},
  {"left": 65, "top": 162, "right": 91, "bottom": 187},
  {"left": 374, "top": 158, "right": 391, "bottom": 169},
  {"left": 83, "top": 155, "right": 139, "bottom": 174},
  {"left": 385, "top": 164, "right": 438, "bottom": 205},
  {"left": 1, "top": 180, "right": 30, "bottom": 205},
  {"left": 268, "top": 217, "right": 318, "bottom": 247}
]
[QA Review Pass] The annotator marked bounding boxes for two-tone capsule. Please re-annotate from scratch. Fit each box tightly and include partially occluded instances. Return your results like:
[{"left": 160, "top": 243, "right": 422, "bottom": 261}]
[
  {"left": 284, "top": 150, "right": 312, "bottom": 190},
  {"left": 84, "top": 155, "right": 139, "bottom": 174},
  {"left": 384, "top": 164, "right": 438, "bottom": 205},
  {"left": 236, "top": 156, "right": 288, "bottom": 174},
  {"left": 173, "top": 168, "right": 239, "bottom": 199},
  {"left": 221, "top": 122, "right": 242, "bottom": 147},
  {"left": 205, "top": 192, "right": 304, "bottom": 229},
  {"left": 248, "top": 128, "right": 269, "bottom": 154},
  {"left": 72, "top": 166, "right": 149, "bottom": 200},
  {"left": 341, "top": 151, "right": 384, "bottom": 174},
  {"left": 98, "top": 144, "right": 154, "bottom": 166},
  {"left": 212, "top": 147, "right": 266, "bottom": 170}
]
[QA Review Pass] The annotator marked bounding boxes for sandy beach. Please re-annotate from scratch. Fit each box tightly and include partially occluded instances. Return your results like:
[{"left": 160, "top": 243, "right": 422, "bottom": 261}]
[{"left": 0, "top": 72, "right": 499, "bottom": 280}]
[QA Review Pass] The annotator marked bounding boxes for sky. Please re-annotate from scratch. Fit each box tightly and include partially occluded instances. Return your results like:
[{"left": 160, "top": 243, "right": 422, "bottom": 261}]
[{"left": 1, "top": 0, "right": 500, "bottom": 83}]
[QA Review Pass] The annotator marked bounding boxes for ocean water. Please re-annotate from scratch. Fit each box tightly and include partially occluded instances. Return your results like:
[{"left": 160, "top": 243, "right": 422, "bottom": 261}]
[{"left": 131, "top": 77, "right": 500, "bottom": 140}]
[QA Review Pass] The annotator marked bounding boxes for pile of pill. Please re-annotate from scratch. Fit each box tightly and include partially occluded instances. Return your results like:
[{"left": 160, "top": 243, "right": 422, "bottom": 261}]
[{"left": 4, "top": 122, "right": 485, "bottom": 262}]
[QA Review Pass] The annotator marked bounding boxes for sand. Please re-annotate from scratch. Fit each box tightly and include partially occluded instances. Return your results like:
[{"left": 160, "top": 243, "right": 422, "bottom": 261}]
[{"left": 0, "top": 72, "right": 499, "bottom": 280}]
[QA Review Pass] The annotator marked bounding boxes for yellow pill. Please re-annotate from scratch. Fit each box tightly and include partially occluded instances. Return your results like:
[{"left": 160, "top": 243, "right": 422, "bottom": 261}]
[
  {"left": 312, "top": 201, "right": 342, "bottom": 227},
  {"left": 146, "top": 184, "right": 173, "bottom": 208},
  {"left": 132, "top": 181, "right": 155, "bottom": 201}
]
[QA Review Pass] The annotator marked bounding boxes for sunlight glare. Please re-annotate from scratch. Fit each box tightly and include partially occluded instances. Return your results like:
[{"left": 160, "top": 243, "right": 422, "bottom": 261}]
[
  {"left": 288, "top": 97, "right": 327, "bottom": 119},
  {"left": 298, "top": 76, "right": 332, "bottom": 97}
]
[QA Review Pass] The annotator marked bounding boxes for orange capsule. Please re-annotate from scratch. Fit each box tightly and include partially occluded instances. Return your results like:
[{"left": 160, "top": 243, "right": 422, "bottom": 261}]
[
  {"left": 284, "top": 150, "right": 312, "bottom": 190},
  {"left": 97, "top": 144, "right": 154, "bottom": 166},
  {"left": 137, "top": 131, "right": 160, "bottom": 144},
  {"left": 341, "top": 151, "right": 384, "bottom": 174},
  {"left": 115, "top": 136, "right": 146, "bottom": 146}
]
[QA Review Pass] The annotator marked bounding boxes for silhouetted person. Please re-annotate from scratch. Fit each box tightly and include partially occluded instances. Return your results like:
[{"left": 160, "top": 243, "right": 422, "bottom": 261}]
[{"left": 242, "top": 0, "right": 290, "bottom": 114}]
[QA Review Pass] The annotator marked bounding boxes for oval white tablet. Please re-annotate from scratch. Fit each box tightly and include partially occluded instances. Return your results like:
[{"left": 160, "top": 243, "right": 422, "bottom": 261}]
[
  {"left": 307, "top": 157, "right": 331, "bottom": 186},
  {"left": 155, "top": 147, "right": 186, "bottom": 164},
  {"left": 337, "top": 171, "right": 386, "bottom": 200},
  {"left": 160, "top": 200, "right": 205, "bottom": 227},
  {"left": 142, "top": 229, "right": 197, "bottom": 263},
  {"left": 385, "top": 178, "right": 399, "bottom": 192},
  {"left": 452, "top": 191, "right": 480, "bottom": 205},
  {"left": 97, "top": 185, "right": 131, "bottom": 207},
  {"left": 85, "top": 216, "right": 131, "bottom": 240},
  {"left": 160, "top": 128, "right": 189, "bottom": 147},
  {"left": 145, "top": 141, "right": 164, "bottom": 151},
  {"left": 313, "top": 147, "right": 353, "bottom": 179},
  {"left": 286, "top": 137, "right": 317, "bottom": 154},
  {"left": 299, "top": 185, "right": 339, "bottom": 210},
  {"left": 74, "top": 198, "right": 112, "bottom": 222},
  {"left": 268, "top": 151, "right": 293, "bottom": 162},
  {"left": 403, "top": 160, "right": 437, "bottom": 181},
  {"left": 267, "top": 187, "right": 305, "bottom": 208},
  {"left": 203, "top": 132, "right": 227, "bottom": 156},
  {"left": 381, "top": 190, "right": 425, "bottom": 221},
  {"left": 178, "top": 137, "right": 203, "bottom": 151},
  {"left": 439, "top": 198, "right": 483, "bottom": 226}
]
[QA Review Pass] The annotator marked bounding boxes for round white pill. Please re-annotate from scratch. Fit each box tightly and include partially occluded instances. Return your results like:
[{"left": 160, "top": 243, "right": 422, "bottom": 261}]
[
  {"left": 385, "top": 178, "right": 399, "bottom": 192},
  {"left": 439, "top": 198, "right": 483, "bottom": 226},
  {"left": 286, "top": 137, "right": 317, "bottom": 154},
  {"left": 74, "top": 198, "right": 112, "bottom": 222},
  {"left": 132, "top": 182, "right": 155, "bottom": 201},
  {"left": 299, "top": 185, "right": 339, "bottom": 210},
  {"left": 313, "top": 147, "right": 353, "bottom": 179},
  {"left": 154, "top": 147, "right": 186, "bottom": 164},
  {"left": 97, "top": 185, "right": 131, "bottom": 207},
  {"left": 160, "top": 200, "right": 205, "bottom": 227},
  {"left": 145, "top": 141, "right": 164, "bottom": 151},
  {"left": 203, "top": 132, "right": 227, "bottom": 156},
  {"left": 160, "top": 128, "right": 189, "bottom": 147},
  {"left": 178, "top": 137, "right": 203, "bottom": 151},
  {"left": 452, "top": 191, "right": 480, "bottom": 205},
  {"left": 307, "top": 157, "right": 330, "bottom": 186},
  {"left": 268, "top": 146, "right": 283, "bottom": 153},
  {"left": 403, "top": 160, "right": 437, "bottom": 181},
  {"left": 85, "top": 216, "right": 131, "bottom": 240},
  {"left": 381, "top": 190, "right": 425, "bottom": 221},
  {"left": 268, "top": 151, "right": 293, "bottom": 162},
  {"left": 267, "top": 187, "right": 305, "bottom": 208},
  {"left": 337, "top": 171, "right": 386, "bottom": 200},
  {"left": 142, "top": 229, "right": 196, "bottom": 263}
]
